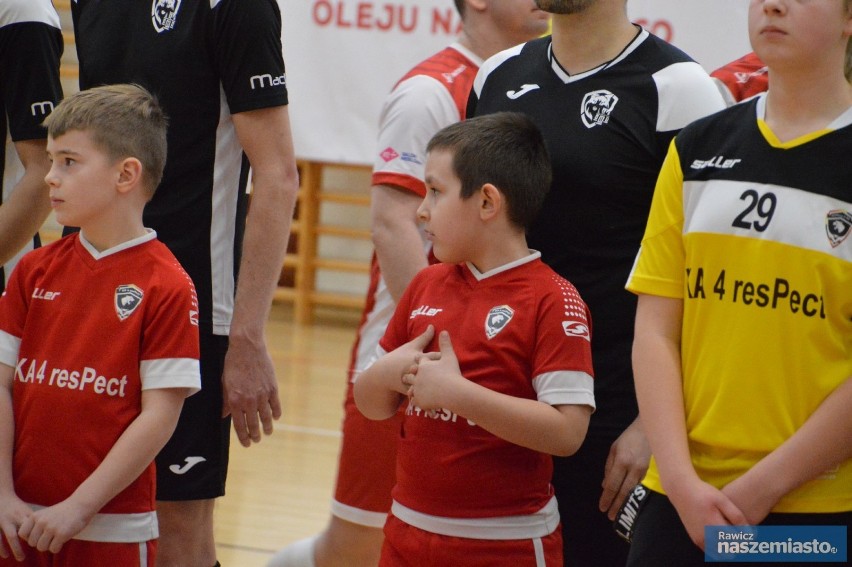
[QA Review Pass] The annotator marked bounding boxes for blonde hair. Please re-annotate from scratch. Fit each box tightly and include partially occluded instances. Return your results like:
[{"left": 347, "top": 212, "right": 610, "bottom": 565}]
[{"left": 43, "top": 84, "right": 168, "bottom": 196}]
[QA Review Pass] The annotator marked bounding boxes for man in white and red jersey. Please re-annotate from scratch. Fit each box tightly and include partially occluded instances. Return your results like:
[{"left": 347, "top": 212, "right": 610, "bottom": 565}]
[{"left": 268, "top": 2, "right": 550, "bottom": 566}]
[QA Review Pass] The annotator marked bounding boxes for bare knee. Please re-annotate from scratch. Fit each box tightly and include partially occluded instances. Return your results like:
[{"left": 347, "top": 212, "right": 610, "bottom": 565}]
[{"left": 156, "top": 499, "right": 217, "bottom": 567}]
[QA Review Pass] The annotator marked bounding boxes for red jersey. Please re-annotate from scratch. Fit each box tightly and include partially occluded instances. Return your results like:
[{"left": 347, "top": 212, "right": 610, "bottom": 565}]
[
  {"left": 379, "top": 254, "right": 595, "bottom": 523},
  {"left": 0, "top": 232, "right": 200, "bottom": 542}
]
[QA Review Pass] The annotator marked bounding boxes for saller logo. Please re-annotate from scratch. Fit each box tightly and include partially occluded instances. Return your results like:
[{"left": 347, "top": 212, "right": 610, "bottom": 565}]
[
  {"left": 115, "top": 284, "right": 144, "bottom": 321},
  {"left": 485, "top": 305, "right": 514, "bottom": 339},
  {"left": 613, "top": 483, "right": 649, "bottom": 543},
  {"left": 152, "top": 0, "right": 181, "bottom": 33},
  {"left": 826, "top": 210, "right": 851, "bottom": 248}
]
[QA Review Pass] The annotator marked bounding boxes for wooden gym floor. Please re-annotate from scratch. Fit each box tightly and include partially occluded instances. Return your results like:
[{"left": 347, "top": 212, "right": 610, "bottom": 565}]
[{"left": 213, "top": 301, "right": 360, "bottom": 566}]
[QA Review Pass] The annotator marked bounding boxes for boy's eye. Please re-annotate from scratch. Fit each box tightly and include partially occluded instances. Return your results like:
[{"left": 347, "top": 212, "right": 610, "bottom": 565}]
[{"left": 65, "top": 158, "right": 75, "bottom": 166}]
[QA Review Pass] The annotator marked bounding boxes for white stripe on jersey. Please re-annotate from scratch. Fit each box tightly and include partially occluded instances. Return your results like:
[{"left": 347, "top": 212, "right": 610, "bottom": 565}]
[
  {"left": 0, "top": 329, "right": 21, "bottom": 366},
  {"left": 210, "top": 87, "right": 241, "bottom": 335},
  {"left": 0, "top": 0, "right": 60, "bottom": 28},
  {"left": 654, "top": 61, "right": 726, "bottom": 132},
  {"left": 683, "top": 179, "right": 852, "bottom": 261},
  {"left": 473, "top": 43, "right": 525, "bottom": 98}
]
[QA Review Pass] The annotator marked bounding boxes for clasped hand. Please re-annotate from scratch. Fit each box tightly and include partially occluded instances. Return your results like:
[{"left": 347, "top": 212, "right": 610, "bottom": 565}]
[{"left": 401, "top": 328, "right": 462, "bottom": 411}]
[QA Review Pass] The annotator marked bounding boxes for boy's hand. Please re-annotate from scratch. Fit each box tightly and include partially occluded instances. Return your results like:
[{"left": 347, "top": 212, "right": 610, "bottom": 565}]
[
  {"left": 0, "top": 494, "right": 31, "bottom": 561},
  {"left": 387, "top": 325, "right": 436, "bottom": 395},
  {"left": 18, "top": 499, "right": 91, "bottom": 554},
  {"left": 404, "top": 330, "right": 462, "bottom": 411}
]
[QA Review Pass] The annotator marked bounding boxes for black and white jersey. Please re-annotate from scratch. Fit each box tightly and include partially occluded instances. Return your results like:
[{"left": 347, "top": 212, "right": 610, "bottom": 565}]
[
  {"left": 72, "top": 0, "right": 289, "bottom": 335},
  {"left": 469, "top": 30, "right": 725, "bottom": 432},
  {"left": 0, "top": 0, "right": 63, "bottom": 292}
]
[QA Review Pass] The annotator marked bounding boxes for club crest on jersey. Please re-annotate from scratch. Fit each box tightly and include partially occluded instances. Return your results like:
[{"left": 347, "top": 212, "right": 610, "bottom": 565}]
[
  {"left": 485, "top": 305, "right": 514, "bottom": 339},
  {"left": 152, "top": 0, "right": 181, "bottom": 33},
  {"left": 826, "top": 210, "right": 851, "bottom": 248},
  {"left": 115, "top": 285, "right": 144, "bottom": 321},
  {"left": 581, "top": 89, "right": 618, "bottom": 128}
]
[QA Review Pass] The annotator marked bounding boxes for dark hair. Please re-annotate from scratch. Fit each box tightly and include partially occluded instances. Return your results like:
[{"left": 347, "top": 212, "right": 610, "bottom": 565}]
[
  {"left": 426, "top": 112, "right": 552, "bottom": 230},
  {"left": 44, "top": 84, "right": 168, "bottom": 196}
]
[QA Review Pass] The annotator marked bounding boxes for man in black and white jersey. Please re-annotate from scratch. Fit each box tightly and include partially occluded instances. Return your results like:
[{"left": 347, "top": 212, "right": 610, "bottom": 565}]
[
  {"left": 71, "top": 1, "right": 299, "bottom": 566},
  {"left": 0, "top": 0, "right": 63, "bottom": 292},
  {"left": 467, "top": 1, "right": 725, "bottom": 564}
]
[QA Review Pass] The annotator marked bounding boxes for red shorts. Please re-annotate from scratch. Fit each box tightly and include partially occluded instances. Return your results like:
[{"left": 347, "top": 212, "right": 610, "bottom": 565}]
[
  {"left": 380, "top": 514, "right": 563, "bottom": 567},
  {"left": 0, "top": 538, "right": 156, "bottom": 567},
  {"left": 331, "top": 379, "right": 404, "bottom": 527}
]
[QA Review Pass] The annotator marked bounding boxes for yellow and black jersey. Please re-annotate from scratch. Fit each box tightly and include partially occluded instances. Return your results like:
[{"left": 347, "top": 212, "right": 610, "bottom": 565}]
[{"left": 628, "top": 93, "right": 852, "bottom": 513}]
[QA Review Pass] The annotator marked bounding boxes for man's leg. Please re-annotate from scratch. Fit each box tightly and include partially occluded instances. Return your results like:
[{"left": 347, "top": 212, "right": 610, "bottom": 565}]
[
  {"left": 156, "top": 500, "right": 217, "bottom": 567},
  {"left": 553, "top": 432, "right": 631, "bottom": 567},
  {"left": 156, "top": 334, "right": 231, "bottom": 567}
]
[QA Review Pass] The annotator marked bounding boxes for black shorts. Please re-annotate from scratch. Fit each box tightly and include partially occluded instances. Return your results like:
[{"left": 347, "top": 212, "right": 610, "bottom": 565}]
[
  {"left": 627, "top": 488, "right": 851, "bottom": 567},
  {"left": 552, "top": 431, "right": 631, "bottom": 567},
  {"left": 156, "top": 332, "right": 231, "bottom": 500}
]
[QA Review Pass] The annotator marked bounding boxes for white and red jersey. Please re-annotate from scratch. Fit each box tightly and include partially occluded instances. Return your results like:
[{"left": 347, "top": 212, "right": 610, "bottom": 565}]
[
  {"left": 378, "top": 253, "right": 595, "bottom": 526},
  {"left": 0, "top": 232, "right": 201, "bottom": 542},
  {"left": 350, "top": 43, "right": 483, "bottom": 384}
]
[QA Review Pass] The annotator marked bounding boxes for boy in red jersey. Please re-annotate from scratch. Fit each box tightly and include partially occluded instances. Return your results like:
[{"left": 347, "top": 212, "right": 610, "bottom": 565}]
[
  {"left": 355, "top": 112, "right": 595, "bottom": 567},
  {"left": 0, "top": 84, "right": 201, "bottom": 567}
]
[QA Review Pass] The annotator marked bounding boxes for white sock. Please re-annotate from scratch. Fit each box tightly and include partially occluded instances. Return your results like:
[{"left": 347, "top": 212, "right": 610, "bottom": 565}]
[{"left": 266, "top": 536, "right": 318, "bottom": 567}]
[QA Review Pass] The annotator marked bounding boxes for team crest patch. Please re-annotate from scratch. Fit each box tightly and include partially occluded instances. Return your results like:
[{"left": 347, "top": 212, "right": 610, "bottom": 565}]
[
  {"left": 562, "top": 321, "right": 591, "bottom": 341},
  {"left": 152, "top": 0, "right": 182, "bottom": 33},
  {"left": 825, "top": 210, "right": 852, "bottom": 248},
  {"left": 115, "top": 284, "right": 144, "bottom": 321},
  {"left": 485, "top": 305, "right": 514, "bottom": 339},
  {"left": 581, "top": 89, "right": 619, "bottom": 128}
]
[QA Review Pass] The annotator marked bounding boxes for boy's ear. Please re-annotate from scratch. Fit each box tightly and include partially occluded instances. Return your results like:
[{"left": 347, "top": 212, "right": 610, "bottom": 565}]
[
  {"left": 115, "top": 157, "right": 143, "bottom": 194},
  {"left": 479, "top": 183, "right": 502, "bottom": 221}
]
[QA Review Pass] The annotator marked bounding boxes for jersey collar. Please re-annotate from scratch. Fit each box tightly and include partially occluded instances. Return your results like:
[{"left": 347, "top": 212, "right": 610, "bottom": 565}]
[
  {"left": 79, "top": 229, "right": 158, "bottom": 261},
  {"left": 548, "top": 25, "right": 647, "bottom": 84},
  {"left": 466, "top": 250, "right": 541, "bottom": 282}
]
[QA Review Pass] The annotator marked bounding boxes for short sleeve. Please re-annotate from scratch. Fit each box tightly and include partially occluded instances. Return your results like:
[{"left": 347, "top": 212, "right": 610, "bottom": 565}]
[
  {"left": 626, "top": 140, "right": 687, "bottom": 298},
  {"left": 531, "top": 274, "right": 595, "bottom": 409},
  {"left": 139, "top": 269, "right": 201, "bottom": 395},
  {"left": 371, "top": 75, "right": 461, "bottom": 197},
  {"left": 212, "top": 0, "right": 288, "bottom": 113},
  {"left": 0, "top": 1, "right": 63, "bottom": 141}
]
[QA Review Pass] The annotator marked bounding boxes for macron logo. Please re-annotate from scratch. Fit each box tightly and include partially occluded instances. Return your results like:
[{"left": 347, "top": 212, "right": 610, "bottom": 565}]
[
  {"left": 250, "top": 73, "right": 286, "bottom": 90},
  {"left": 31, "top": 101, "right": 55, "bottom": 116},
  {"left": 169, "top": 456, "right": 206, "bottom": 475},
  {"left": 506, "top": 84, "right": 540, "bottom": 99}
]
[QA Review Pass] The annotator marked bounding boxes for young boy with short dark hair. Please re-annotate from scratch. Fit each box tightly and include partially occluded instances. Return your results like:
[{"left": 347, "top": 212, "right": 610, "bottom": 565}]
[
  {"left": 0, "top": 84, "right": 201, "bottom": 567},
  {"left": 355, "top": 111, "right": 595, "bottom": 567}
]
